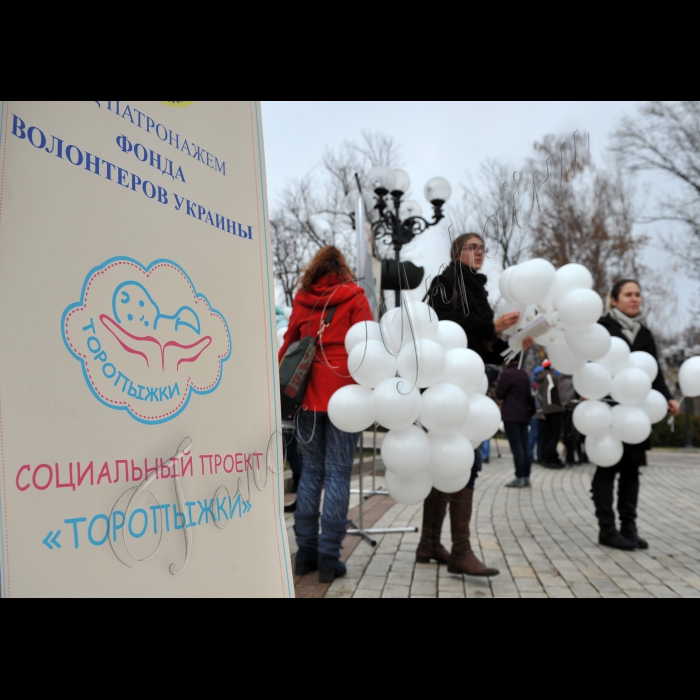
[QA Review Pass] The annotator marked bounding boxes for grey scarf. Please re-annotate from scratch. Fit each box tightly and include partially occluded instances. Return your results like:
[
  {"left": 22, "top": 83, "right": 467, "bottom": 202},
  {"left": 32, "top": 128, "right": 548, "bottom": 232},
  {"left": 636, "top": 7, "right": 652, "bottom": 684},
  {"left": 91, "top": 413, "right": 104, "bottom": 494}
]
[{"left": 610, "top": 307, "right": 645, "bottom": 345}]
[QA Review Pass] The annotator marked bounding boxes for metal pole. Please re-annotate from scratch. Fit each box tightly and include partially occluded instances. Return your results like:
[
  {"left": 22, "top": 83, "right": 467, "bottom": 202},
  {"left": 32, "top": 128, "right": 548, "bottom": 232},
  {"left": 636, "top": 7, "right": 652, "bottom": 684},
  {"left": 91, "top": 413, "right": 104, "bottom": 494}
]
[
  {"left": 684, "top": 397, "right": 695, "bottom": 450},
  {"left": 394, "top": 247, "right": 401, "bottom": 308},
  {"left": 347, "top": 429, "right": 418, "bottom": 542}
]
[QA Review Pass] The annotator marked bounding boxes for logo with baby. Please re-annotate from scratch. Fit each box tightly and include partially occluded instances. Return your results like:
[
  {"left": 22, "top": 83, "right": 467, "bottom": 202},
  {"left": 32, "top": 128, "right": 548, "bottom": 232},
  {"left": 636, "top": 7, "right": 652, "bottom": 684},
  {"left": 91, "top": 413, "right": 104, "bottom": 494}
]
[{"left": 62, "top": 257, "right": 232, "bottom": 424}]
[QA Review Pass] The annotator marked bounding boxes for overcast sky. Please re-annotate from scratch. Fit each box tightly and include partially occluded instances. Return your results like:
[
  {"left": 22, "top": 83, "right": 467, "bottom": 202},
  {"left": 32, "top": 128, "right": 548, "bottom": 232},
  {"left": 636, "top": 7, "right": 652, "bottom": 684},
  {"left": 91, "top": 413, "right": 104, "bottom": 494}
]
[{"left": 261, "top": 101, "right": 697, "bottom": 329}]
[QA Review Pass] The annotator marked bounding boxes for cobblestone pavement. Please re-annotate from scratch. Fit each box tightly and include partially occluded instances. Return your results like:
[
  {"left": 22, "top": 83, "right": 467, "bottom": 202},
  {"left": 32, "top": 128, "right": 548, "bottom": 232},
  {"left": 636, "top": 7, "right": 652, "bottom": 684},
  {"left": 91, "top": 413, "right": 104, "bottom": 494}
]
[{"left": 286, "top": 444, "right": 700, "bottom": 598}]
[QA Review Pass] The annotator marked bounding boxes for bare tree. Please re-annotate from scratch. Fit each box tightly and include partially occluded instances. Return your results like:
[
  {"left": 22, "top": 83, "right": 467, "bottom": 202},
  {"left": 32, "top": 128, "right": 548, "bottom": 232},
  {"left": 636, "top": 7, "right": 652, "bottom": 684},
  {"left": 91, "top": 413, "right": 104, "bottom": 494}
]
[
  {"left": 611, "top": 101, "right": 700, "bottom": 282},
  {"left": 270, "top": 131, "right": 403, "bottom": 302},
  {"left": 526, "top": 135, "right": 647, "bottom": 296},
  {"left": 458, "top": 158, "right": 532, "bottom": 268},
  {"left": 270, "top": 218, "right": 311, "bottom": 306}
]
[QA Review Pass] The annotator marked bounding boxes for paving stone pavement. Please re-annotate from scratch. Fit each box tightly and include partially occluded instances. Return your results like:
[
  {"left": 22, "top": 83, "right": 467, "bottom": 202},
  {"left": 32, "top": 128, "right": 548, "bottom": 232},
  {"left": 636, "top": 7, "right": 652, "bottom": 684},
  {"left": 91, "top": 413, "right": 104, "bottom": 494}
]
[{"left": 285, "top": 444, "right": 700, "bottom": 598}]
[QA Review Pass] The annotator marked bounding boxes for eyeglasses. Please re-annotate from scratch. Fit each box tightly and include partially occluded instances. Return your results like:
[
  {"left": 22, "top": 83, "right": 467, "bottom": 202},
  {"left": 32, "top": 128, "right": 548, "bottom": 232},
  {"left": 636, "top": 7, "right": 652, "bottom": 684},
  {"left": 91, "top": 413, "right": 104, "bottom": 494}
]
[{"left": 463, "top": 244, "right": 487, "bottom": 254}]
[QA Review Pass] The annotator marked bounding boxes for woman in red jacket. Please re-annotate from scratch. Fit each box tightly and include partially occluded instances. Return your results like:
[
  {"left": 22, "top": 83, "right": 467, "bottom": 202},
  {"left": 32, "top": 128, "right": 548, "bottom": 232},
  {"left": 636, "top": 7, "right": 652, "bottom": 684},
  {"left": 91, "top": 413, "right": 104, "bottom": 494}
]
[{"left": 278, "top": 246, "right": 372, "bottom": 583}]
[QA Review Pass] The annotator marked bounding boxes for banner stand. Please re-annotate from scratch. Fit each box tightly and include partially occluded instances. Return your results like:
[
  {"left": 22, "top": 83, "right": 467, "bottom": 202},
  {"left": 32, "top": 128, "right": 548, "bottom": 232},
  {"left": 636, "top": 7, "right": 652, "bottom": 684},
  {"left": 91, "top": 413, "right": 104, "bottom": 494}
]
[{"left": 346, "top": 426, "right": 418, "bottom": 547}]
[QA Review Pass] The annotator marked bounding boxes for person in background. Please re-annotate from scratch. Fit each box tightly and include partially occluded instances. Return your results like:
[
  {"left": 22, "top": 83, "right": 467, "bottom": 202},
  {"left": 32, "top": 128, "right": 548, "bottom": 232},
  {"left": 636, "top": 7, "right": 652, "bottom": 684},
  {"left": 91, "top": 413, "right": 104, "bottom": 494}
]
[
  {"left": 416, "top": 232, "right": 533, "bottom": 577},
  {"left": 591, "top": 279, "right": 679, "bottom": 550},
  {"left": 558, "top": 374, "right": 585, "bottom": 466},
  {"left": 481, "top": 365, "right": 500, "bottom": 463},
  {"left": 528, "top": 382, "right": 545, "bottom": 464},
  {"left": 537, "top": 360, "right": 565, "bottom": 468},
  {"left": 278, "top": 246, "right": 372, "bottom": 582},
  {"left": 497, "top": 356, "right": 533, "bottom": 488}
]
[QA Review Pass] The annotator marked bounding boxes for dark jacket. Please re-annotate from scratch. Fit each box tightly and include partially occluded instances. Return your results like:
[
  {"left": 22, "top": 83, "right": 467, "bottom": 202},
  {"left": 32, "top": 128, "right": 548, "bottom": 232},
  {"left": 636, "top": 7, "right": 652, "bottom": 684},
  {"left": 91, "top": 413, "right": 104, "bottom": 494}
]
[
  {"left": 427, "top": 262, "right": 508, "bottom": 364},
  {"left": 598, "top": 313, "right": 672, "bottom": 400},
  {"left": 557, "top": 374, "right": 578, "bottom": 410},
  {"left": 537, "top": 369, "right": 564, "bottom": 415},
  {"left": 496, "top": 366, "right": 532, "bottom": 423}
]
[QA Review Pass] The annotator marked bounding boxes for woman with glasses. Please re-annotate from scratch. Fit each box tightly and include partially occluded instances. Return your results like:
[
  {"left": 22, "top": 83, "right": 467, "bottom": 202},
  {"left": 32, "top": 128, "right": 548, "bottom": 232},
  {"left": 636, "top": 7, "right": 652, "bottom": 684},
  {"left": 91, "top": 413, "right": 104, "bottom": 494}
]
[
  {"left": 592, "top": 279, "right": 679, "bottom": 550},
  {"left": 416, "top": 233, "right": 532, "bottom": 576}
]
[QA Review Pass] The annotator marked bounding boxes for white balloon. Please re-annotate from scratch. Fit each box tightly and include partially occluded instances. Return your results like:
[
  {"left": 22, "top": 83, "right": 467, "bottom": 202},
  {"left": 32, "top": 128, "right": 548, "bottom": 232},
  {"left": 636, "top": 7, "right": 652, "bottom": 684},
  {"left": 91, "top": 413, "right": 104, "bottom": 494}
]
[
  {"left": 557, "top": 289, "right": 604, "bottom": 330},
  {"left": 419, "top": 383, "right": 470, "bottom": 433},
  {"left": 540, "top": 326, "right": 565, "bottom": 347},
  {"left": 638, "top": 389, "right": 669, "bottom": 424},
  {"left": 610, "top": 367, "right": 652, "bottom": 406},
  {"left": 572, "top": 362, "right": 612, "bottom": 401},
  {"left": 432, "top": 472, "right": 470, "bottom": 494},
  {"left": 499, "top": 267, "right": 517, "bottom": 305},
  {"left": 611, "top": 405, "right": 652, "bottom": 444},
  {"left": 460, "top": 394, "right": 501, "bottom": 443},
  {"left": 380, "top": 426, "right": 431, "bottom": 477},
  {"left": 436, "top": 320, "right": 468, "bottom": 352},
  {"left": 679, "top": 356, "right": 700, "bottom": 397},
  {"left": 627, "top": 351, "right": 658, "bottom": 382},
  {"left": 508, "top": 258, "right": 556, "bottom": 306},
  {"left": 573, "top": 400, "right": 612, "bottom": 436},
  {"left": 345, "top": 321, "right": 382, "bottom": 355},
  {"left": 397, "top": 339, "right": 446, "bottom": 389},
  {"left": 537, "top": 291, "right": 554, "bottom": 315},
  {"left": 547, "top": 337, "right": 586, "bottom": 375},
  {"left": 372, "top": 377, "right": 422, "bottom": 430},
  {"left": 327, "top": 385, "right": 375, "bottom": 433},
  {"left": 384, "top": 468, "right": 434, "bottom": 506},
  {"left": 440, "top": 348, "right": 485, "bottom": 394},
  {"left": 495, "top": 297, "right": 519, "bottom": 337},
  {"left": 392, "top": 301, "right": 439, "bottom": 346},
  {"left": 496, "top": 297, "right": 515, "bottom": 318},
  {"left": 379, "top": 308, "right": 401, "bottom": 354},
  {"left": 475, "top": 374, "right": 489, "bottom": 395},
  {"left": 428, "top": 431, "right": 475, "bottom": 480},
  {"left": 551, "top": 263, "right": 594, "bottom": 308},
  {"left": 585, "top": 429, "right": 624, "bottom": 467},
  {"left": 518, "top": 304, "right": 539, "bottom": 329},
  {"left": 598, "top": 337, "right": 631, "bottom": 377},
  {"left": 347, "top": 339, "right": 397, "bottom": 389},
  {"left": 565, "top": 323, "right": 611, "bottom": 361}
]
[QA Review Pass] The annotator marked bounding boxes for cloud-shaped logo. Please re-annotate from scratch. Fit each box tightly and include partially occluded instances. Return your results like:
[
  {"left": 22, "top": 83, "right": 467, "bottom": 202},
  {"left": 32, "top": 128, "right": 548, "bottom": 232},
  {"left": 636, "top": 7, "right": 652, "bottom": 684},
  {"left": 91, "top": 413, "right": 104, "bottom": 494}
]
[{"left": 62, "top": 257, "right": 231, "bottom": 424}]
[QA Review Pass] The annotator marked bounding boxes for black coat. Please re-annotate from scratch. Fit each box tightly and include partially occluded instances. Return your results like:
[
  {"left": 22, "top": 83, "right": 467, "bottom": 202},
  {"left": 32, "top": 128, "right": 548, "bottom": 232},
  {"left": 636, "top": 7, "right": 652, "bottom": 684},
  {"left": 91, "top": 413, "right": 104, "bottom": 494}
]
[
  {"left": 598, "top": 313, "right": 672, "bottom": 400},
  {"left": 598, "top": 312, "right": 672, "bottom": 463},
  {"left": 427, "top": 264, "right": 508, "bottom": 365},
  {"left": 496, "top": 366, "right": 532, "bottom": 423}
]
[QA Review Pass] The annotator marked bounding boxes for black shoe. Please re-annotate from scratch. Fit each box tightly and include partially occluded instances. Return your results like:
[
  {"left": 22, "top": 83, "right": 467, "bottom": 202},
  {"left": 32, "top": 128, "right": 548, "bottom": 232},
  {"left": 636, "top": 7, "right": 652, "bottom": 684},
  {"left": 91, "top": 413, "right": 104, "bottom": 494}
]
[
  {"left": 621, "top": 528, "right": 648, "bottom": 549},
  {"left": 318, "top": 556, "right": 346, "bottom": 583},
  {"left": 483, "top": 458, "right": 490, "bottom": 464},
  {"left": 294, "top": 547, "right": 318, "bottom": 575},
  {"left": 566, "top": 461, "right": 576, "bottom": 467},
  {"left": 543, "top": 462, "right": 564, "bottom": 469},
  {"left": 599, "top": 530, "right": 637, "bottom": 550}
]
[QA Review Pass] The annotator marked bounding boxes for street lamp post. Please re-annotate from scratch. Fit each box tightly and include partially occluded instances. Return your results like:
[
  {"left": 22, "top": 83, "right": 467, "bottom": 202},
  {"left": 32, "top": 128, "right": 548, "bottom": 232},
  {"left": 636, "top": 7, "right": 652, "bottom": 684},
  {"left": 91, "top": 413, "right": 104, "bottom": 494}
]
[{"left": 348, "top": 167, "right": 451, "bottom": 307}]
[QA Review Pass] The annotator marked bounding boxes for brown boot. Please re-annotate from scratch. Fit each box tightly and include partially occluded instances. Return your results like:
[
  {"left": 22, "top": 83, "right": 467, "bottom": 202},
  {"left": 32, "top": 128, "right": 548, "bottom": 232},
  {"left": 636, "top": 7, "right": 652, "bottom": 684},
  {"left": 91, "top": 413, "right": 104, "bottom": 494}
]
[
  {"left": 447, "top": 487, "right": 499, "bottom": 577},
  {"left": 416, "top": 488, "right": 450, "bottom": 564}
]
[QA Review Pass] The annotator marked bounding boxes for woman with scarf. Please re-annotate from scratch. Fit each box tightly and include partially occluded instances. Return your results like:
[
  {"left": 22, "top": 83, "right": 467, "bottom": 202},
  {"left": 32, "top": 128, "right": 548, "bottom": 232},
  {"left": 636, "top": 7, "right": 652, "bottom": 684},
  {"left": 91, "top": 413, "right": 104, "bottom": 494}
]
[
  {"left": 593, "top": 279, "right": 679, "bottom": 550},
  {"left": 416, "top": 233, "right": 532, "bottom": 576}
]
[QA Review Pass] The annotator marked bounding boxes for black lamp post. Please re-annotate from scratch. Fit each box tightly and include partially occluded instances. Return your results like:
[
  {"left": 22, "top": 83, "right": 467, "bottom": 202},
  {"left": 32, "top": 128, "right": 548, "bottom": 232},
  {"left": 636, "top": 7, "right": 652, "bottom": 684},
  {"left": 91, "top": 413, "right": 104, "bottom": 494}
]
[{"left": 348, "top": 167, "right": 451, "bottom": 307}]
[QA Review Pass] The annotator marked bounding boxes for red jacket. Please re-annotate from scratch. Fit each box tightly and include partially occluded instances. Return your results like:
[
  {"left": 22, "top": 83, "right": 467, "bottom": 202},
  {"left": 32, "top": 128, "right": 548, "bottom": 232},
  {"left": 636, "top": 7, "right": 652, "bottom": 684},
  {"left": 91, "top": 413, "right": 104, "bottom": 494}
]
[{"left": 278, "top": 274, "right": 372, "bottom": 412}]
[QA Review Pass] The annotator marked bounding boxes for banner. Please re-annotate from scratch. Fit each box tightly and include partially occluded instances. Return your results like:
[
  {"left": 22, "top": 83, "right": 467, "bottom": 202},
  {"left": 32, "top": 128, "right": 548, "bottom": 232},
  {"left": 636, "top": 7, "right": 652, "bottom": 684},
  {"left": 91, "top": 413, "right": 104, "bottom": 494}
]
[{"left": 0, "top": 101, "right": 293, "bottom": 597}]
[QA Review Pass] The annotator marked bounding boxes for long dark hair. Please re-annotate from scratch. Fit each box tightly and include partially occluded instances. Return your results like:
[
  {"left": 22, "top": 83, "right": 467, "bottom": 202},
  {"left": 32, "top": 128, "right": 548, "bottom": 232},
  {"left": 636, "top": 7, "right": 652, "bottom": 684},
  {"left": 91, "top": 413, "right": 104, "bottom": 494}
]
[{"left": 300, "top": 246, "right": 354, "bottom": 291}]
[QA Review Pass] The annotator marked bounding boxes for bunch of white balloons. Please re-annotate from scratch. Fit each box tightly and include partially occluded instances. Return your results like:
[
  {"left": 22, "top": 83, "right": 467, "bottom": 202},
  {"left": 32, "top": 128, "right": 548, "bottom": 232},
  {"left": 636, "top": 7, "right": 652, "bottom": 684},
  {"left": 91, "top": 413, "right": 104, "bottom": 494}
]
[
  {"left": 327, "top": 301, "right": 500, "bottom": 506},
  {"left": 499, "top": 258, "right": 700, "bottom": 466}
]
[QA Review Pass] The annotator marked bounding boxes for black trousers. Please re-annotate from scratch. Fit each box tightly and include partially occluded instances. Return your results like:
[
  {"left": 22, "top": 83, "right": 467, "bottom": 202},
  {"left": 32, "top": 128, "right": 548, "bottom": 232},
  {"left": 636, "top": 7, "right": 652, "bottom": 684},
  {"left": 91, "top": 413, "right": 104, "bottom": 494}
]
[
  {"left": 591, "top": 446, "right": 645, "bottom": 532},
  {"left": 563, "top": 410, "right": 584, "bottom": 464},
  {"left": 542, "top": 413, "right": 563, "bottom": 464}
]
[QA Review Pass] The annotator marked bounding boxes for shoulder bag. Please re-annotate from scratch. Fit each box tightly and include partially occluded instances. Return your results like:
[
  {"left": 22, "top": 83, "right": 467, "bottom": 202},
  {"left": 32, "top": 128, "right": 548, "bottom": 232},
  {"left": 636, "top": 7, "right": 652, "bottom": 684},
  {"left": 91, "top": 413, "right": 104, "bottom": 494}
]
[{"left": 279, "top": 305, "right": 337, "bottom": 419}]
